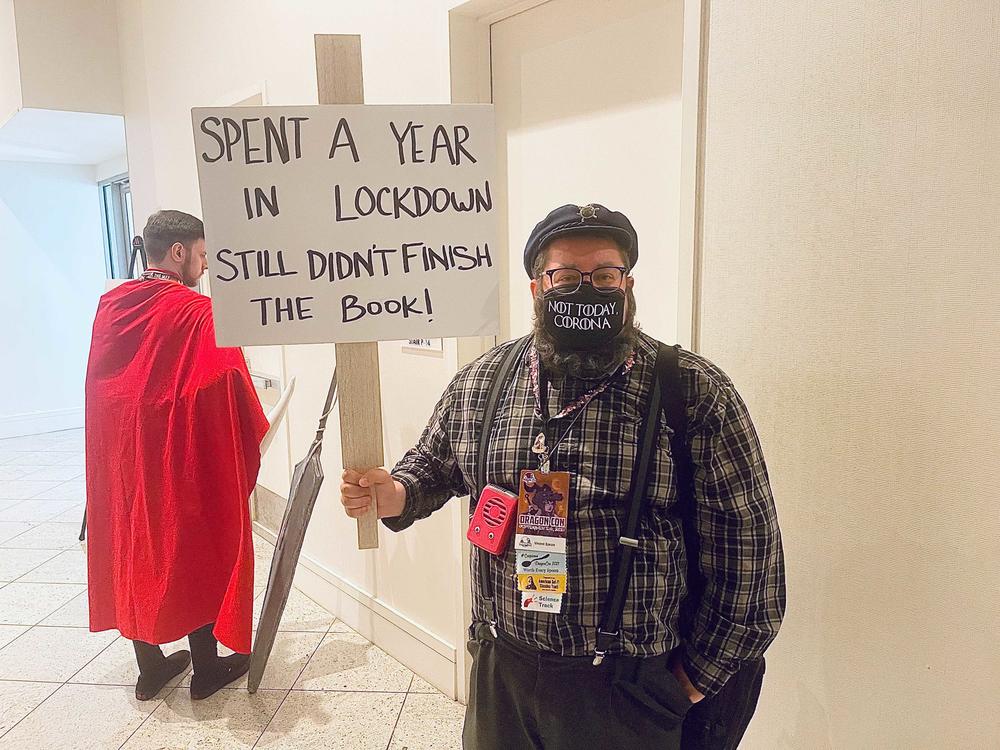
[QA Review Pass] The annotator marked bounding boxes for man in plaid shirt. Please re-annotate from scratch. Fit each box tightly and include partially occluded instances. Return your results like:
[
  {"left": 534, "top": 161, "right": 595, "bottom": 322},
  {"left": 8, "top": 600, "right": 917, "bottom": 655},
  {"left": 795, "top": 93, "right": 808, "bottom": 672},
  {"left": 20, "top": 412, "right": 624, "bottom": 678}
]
[{"left": 341, "top": 204, "right": 785, "bottom": 749}]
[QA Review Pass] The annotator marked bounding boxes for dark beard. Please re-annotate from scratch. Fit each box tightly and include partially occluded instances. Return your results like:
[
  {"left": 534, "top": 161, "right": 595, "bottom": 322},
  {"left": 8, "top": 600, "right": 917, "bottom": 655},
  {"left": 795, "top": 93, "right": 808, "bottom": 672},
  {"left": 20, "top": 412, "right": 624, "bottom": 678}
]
[{"left": 532, "top": 288, "right": 640, "bottom": 380}]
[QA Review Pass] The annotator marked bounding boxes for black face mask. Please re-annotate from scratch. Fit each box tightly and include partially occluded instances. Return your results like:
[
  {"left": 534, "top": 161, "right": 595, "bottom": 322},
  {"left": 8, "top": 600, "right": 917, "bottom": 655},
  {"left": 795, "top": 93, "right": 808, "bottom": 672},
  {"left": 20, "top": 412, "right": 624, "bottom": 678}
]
[{"left": 542, "top": 285, "right": 626, "bottom": 351}]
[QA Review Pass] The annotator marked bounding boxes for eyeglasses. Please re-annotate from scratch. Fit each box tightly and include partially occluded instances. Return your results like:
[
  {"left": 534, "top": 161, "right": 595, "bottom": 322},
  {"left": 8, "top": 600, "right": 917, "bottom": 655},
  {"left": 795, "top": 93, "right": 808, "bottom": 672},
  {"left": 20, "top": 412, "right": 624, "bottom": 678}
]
[{"left": 542, "top": 266, "right": 628, "bottom": 295}]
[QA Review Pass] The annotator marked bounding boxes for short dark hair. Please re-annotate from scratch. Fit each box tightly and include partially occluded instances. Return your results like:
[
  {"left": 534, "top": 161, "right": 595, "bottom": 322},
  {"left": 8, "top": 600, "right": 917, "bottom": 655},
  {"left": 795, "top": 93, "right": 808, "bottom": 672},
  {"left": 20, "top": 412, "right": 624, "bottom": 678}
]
[
  {"left": 531, "top": 230, "right": 628, "bottom": 278},
  {"left": 143, "top": 210, "right": 204, "bottom": 262}
]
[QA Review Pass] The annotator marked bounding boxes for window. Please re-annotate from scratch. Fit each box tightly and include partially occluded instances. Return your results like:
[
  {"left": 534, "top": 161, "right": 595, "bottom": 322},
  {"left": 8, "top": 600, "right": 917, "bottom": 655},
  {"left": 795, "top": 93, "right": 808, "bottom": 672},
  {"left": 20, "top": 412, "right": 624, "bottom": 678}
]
[{"left": 100, "top": 174, "right": 139, "bottom": 279}]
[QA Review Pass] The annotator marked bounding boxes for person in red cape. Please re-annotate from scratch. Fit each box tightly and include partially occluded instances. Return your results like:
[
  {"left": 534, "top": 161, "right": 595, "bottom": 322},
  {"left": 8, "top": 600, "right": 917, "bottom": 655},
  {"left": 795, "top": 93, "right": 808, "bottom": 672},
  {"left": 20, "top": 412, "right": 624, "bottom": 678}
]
[{"left": 85, "top": 210, "right": 268, "bottom": 701}]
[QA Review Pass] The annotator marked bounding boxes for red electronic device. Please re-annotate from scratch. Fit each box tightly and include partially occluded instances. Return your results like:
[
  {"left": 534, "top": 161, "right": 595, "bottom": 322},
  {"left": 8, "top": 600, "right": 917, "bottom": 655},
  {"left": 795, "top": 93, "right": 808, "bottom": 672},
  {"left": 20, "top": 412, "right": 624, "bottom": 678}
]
[{"left": 467, "top": 484, "right": 518, "bottom": 555}]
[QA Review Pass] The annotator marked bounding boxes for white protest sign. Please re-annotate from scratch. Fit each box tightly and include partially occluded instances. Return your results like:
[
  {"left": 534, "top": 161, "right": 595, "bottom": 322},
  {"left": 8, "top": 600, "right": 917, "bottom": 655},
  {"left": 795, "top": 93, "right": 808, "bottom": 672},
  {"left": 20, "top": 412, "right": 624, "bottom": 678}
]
[{"left": 191, "top": 105, "right": 499, "bottom": 346}]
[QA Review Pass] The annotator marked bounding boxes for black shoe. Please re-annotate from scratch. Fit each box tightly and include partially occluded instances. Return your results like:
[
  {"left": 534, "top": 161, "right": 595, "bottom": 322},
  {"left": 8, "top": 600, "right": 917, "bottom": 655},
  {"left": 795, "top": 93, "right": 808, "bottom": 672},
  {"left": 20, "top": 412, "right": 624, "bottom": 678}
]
[
  {"left": 190, "top": 653, "right": 251, "bottom": 701},
  {"left": 135, "top": 649, "right": 191, "bottom": 701}
]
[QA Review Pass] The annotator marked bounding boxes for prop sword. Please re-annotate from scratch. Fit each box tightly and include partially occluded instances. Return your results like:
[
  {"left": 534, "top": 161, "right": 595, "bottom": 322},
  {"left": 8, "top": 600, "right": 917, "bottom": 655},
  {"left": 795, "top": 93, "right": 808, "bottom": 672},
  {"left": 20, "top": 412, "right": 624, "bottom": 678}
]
[{"left": 248, "top": 368, "right": 338, "bottom": 693}]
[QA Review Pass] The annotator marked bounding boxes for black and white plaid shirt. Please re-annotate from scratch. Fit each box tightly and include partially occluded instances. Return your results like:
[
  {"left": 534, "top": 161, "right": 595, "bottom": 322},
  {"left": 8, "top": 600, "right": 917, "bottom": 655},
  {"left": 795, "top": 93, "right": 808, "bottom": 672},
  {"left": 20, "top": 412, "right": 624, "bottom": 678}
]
[{"left": 384, "top": 332, "right": 785, "bottom": 695}]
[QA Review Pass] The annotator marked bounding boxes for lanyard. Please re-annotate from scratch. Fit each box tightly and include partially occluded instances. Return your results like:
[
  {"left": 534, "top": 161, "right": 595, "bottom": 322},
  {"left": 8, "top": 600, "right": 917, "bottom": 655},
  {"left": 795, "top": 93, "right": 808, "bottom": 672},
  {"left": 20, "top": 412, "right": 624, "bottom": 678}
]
[
  {"left": 528, "top": 346, "right": 636, "bottom": 470},
  {"left": 141, "top": 268, "right": 182, "bottom": 282}
]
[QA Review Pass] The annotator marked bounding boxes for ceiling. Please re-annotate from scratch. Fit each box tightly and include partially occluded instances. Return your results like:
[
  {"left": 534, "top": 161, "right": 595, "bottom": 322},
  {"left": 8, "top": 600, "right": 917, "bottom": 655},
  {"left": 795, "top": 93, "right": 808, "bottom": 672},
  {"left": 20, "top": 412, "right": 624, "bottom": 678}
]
[{"left": 0, "top": 108, "right": 126, "bottom": 165}]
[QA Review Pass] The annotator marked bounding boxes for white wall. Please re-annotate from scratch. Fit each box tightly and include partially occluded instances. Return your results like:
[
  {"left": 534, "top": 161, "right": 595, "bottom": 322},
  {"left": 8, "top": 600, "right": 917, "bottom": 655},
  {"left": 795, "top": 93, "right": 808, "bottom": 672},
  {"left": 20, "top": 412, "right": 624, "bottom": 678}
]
[
  {"left": 12, "top": 0, "right": 122, "bottom": 116},
  {"left": 699, "top": 2, "right": 1000, "bottom": 748},
  {"left": 0, "top": 161, "right": 107, "bottom": 438},
  {"left": 115, "top": 0, "right": 478, "bottom": 695}
]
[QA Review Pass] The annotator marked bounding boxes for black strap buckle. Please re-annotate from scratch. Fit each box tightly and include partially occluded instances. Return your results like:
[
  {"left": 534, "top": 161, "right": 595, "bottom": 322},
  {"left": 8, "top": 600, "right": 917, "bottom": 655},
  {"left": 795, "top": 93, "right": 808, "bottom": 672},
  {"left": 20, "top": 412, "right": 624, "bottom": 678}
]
[
  {"left": 483, "top": 594, "right": 499, "bottom": 638},
  {"left": 593, "top": 629, "right": 618, "bottom": 666}
]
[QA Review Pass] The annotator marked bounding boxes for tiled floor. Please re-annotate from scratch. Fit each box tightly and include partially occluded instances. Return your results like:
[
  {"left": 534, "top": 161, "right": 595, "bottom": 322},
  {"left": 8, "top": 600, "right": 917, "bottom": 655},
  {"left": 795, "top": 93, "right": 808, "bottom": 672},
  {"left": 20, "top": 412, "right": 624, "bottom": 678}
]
[{"left": 0, "top": 429, "right": 465, "bottom": 749}]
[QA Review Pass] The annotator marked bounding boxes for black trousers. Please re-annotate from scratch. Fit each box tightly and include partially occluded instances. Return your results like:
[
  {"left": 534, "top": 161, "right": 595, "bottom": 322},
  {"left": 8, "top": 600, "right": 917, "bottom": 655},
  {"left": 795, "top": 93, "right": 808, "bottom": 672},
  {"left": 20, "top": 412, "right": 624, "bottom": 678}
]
[
  {"left": 463, "top": 624, "right": 766, "bottom": 750},
  {"left": 463, "top": 624, "right": 693, "bottom": 750},
  {"left": 132, "top": 622, "right": 218, "bottom": 676},
  {"left": 681, "top": 656, "right": 765, "bottom": 750}
]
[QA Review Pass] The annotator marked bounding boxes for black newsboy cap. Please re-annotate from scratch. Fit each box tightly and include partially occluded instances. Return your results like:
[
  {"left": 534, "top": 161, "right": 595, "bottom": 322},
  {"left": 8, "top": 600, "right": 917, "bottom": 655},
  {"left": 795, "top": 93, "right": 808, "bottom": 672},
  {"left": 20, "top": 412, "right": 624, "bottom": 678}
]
[{"left": 522, "top": 203, "right": 638, "bottom": 277}]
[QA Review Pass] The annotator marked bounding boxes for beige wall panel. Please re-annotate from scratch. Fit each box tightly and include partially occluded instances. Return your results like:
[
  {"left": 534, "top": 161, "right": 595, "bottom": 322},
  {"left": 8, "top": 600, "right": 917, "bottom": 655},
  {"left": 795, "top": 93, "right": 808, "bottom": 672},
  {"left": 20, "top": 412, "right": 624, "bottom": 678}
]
[
  {"left": 0, "top": 0, "right": 20, "bottom": 124},
  {"left": 700, "top": 2, "right": 1000, "bottom": 747},
  {"left": 14, "top": 0, "right": 122, "bottom": 115}
]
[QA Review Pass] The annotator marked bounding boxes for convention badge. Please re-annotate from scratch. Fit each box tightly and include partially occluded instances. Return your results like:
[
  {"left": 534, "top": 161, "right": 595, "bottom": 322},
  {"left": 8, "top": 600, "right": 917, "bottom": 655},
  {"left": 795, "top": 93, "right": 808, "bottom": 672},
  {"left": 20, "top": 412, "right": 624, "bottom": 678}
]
[
  {"left": 517, "top": 573, "right": 567, "bottom": 594},
  {"left": 515, "top": 469, "right": 571, "bottom": 552},
  {"left": 520, "top": 592, "right": 563, "bottom": 613},
  {"left": 515, "top": 550, "right": 568, "bottom": 576},
  {"left": 514, "top": 533, "right": 566, "bottom": 554}
]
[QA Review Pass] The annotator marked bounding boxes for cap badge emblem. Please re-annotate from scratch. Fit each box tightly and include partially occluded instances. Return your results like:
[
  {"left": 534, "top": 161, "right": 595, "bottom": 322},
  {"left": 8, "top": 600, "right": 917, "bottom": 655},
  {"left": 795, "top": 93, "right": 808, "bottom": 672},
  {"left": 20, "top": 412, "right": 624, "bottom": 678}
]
[{"left": 579, "top": 205, "right": 599, "bottom": 221}]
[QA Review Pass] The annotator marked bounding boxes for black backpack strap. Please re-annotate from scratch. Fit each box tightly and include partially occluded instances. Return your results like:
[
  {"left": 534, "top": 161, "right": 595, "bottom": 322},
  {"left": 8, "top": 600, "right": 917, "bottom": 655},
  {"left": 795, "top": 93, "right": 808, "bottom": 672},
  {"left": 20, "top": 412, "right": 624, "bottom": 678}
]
[
  {"left": 593, "top": 343, "right": 670, "bottom": 664},
  {"left": 658, "top": 344, "right": 703, "bottom": 637},
  {"left": 473, "top": 335, "right": 531, "bottom": 635}
]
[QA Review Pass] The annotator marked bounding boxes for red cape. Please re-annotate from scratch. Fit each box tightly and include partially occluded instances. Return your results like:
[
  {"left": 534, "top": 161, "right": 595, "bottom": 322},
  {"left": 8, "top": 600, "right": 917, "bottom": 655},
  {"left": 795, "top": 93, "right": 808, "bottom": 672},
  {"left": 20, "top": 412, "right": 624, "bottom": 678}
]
[{"left": 85, "top": 279, "right": 267, "bottom": 653}]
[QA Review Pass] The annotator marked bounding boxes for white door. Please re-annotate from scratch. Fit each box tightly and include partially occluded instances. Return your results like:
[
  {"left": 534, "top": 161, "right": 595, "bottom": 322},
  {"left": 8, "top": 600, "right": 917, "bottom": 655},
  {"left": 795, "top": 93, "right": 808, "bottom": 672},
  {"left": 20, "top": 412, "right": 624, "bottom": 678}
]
[
  {"left": 491, "top": 0, "right": 686, "bottom": 344},
  {"left": 452, "top": 0, "right": 689, "bottom": 701}
]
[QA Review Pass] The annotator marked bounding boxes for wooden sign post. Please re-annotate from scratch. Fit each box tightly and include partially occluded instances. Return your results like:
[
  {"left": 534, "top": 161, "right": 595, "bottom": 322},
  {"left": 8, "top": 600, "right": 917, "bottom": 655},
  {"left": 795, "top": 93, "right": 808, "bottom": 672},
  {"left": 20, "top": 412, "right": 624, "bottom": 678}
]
[{"left": 315, "top": 34, "right": 382, "bottom": 549}]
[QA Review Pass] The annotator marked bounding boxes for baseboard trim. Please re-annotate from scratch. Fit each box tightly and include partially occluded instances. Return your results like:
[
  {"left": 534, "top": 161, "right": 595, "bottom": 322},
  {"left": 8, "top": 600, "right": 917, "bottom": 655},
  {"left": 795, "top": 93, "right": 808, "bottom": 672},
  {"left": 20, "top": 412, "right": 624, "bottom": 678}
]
[
  {"left": 252, "top": 520, "right": 460, "bottom": 699},
  {"left": 0, "top": 407, "right": 84, "bottom": 439}
]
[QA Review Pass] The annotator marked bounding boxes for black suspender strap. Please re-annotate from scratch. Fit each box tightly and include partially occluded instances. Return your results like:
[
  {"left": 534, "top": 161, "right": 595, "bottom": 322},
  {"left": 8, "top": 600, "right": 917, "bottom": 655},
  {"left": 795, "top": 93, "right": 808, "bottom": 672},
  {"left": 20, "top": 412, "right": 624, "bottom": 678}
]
[
  {"left": 593, "top": 343, "right": 672, "bottom": 665},
  {"left": 474, "top": 335, "right": 531, "bottom": 636}
]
